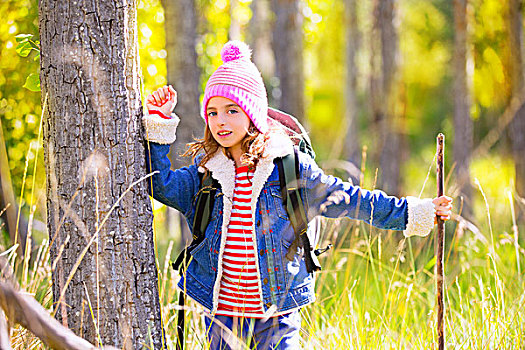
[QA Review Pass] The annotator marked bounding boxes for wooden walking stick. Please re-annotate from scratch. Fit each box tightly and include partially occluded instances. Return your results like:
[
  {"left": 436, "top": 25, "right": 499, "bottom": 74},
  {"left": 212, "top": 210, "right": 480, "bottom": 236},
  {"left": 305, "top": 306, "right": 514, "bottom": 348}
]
[{"left": 436, "top": 133, "right": 445, "bottom": 349}]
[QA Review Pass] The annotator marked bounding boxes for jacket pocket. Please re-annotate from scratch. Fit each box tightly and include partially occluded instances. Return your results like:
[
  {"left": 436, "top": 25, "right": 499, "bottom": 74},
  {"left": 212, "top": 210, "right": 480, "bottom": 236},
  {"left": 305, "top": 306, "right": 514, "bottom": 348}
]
[
  {"left": 209, "top": 192, "right": 223, "bottom": 254},
  {"left": 268, "top": 185, "right": 289, "bottom": 220},
  {"left": 187, "top": 237, "right": 215, "bottom": 290}
]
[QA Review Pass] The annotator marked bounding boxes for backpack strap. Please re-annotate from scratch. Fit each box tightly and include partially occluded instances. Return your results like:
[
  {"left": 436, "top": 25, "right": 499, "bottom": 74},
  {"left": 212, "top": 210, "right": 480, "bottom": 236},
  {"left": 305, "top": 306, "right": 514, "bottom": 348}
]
[
  {"left": 192, "top": 173, "right": 218, "bottom": 242},
  {"left": 176, "top": 290, "right": 185, "bottom": 350},
  {"left": 276, "top": 148, "right": 322, "bottom": 273},
  {"left": 173, "top": 172, "right": 218, "bottom": 350},
  {"left": 172, "top": 172, "right": 218, "bottom": 272}
]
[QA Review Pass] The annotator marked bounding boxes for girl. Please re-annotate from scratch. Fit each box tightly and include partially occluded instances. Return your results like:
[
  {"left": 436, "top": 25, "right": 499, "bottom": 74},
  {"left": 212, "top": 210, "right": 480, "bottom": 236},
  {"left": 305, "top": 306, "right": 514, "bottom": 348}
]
[{"left": 143, "top": 41, "right": 452, "bottom": 349}]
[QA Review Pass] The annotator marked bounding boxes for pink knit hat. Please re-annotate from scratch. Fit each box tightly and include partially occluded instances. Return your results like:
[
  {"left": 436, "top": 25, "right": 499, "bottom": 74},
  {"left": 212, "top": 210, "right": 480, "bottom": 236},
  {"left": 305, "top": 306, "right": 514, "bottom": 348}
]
[{"left": 202, "top": 41, "right": 269, "bottom": 134}]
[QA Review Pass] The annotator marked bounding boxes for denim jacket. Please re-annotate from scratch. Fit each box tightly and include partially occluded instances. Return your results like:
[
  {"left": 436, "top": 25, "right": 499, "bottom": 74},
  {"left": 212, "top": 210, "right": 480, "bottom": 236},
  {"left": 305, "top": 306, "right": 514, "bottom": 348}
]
[{"left": 143, "top": 113, "right": 435, "bottom": 316}]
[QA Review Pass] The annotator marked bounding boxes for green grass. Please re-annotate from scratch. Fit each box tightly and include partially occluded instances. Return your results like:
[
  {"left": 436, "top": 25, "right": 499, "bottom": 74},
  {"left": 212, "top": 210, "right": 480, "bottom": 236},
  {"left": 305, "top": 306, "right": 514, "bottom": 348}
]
[
  {"left": 2, "top": 150, "right": 525, "bottom": 349},
  {"left": 157, "top": 189, "right": 525, "bottom": 349},
  {"left": 3, "top": 206, "right": 525, "bottom": 349}
]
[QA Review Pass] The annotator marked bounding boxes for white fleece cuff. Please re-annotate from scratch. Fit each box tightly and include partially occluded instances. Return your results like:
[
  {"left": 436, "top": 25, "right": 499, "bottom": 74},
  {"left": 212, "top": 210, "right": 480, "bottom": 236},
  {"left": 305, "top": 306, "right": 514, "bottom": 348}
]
[
  {"left": 403, "top": 196, "right": 435, "bottom": 237},
  {"left": 142, "top": 112, "right": 180, "bottom": 144}
]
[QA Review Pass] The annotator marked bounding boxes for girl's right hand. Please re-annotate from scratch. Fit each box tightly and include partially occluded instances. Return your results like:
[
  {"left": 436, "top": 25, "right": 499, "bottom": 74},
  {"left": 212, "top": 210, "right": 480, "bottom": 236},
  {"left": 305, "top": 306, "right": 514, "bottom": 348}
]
[
  {"left": 146, "top": 85, "right": 177, "bottom": 117},
  {"left": 432, "top": 195, "right": 453, "bottom": 223}
]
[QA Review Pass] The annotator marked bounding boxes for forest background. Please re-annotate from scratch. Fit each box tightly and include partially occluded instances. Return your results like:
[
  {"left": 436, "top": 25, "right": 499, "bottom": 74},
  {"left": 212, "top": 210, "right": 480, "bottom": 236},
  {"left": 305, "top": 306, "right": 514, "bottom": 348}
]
[{"left": 1, "top": 0, "right": 525, "bottom": 348}]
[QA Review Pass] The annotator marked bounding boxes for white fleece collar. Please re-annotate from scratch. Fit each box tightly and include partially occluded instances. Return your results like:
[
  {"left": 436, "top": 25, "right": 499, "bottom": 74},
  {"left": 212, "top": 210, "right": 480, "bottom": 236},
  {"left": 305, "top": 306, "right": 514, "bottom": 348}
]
[
  {"left": 200, "top": 132, "right": 294, "bottom": 191},
  {"left": 201, "top": 133, "right": 294, "bottom": 314}
]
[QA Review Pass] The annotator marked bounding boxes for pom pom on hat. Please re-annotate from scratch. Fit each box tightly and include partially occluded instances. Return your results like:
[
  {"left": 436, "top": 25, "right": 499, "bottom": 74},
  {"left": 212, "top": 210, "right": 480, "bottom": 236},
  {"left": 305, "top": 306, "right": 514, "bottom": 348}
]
[
  {"left": 221, "top": 40, "right": 252, "bottom": 63},
  {"left": 203, "top": 41, "right": 268, "bottom": 133}
]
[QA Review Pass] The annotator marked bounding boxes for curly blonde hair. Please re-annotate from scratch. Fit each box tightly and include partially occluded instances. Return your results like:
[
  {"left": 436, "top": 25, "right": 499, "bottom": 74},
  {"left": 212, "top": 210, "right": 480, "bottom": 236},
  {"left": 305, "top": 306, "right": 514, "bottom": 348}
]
[{"left": 183, "top": 122, "right": 277, "bottom": 169}]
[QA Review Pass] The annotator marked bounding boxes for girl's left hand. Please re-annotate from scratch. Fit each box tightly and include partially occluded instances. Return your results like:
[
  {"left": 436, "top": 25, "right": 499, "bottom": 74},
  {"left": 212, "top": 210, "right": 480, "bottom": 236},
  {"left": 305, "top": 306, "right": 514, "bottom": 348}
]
[
  {"left": 146, "top": 85, "right": 177, "bottom": 117},
  {"left": 432, "top": 195, "right": 453, "bottom": 223}
]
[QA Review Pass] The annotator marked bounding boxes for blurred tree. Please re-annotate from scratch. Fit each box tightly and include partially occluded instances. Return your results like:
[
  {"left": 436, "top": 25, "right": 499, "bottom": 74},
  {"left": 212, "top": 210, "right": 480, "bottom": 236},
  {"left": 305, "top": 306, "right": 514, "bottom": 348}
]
[
  {"left": 0, "top": 0, "right": 44, "bottom": 239},
  {"left": 0, "top": 119, "right": 28, "bottom": 254},
  {"left": 506, "top": 0, "right": 525, "bottom": 203},
  {"left": 271, "top": 0, "right": 305, "bottom": 121},
  {"left": 368, "top": 1, "right": 381, "bottom": 149},
  {"left": 161, "top": 0, "right": 202, "bottom": 247},
  {"left": 401, "top": 0, "right": 453, "bottom": 152},
  {"left": 372, "top": 0, "right": 404, "bottom": 195},
  {"left": 453, "top": 0, "right": 473, "bottom": 218},
  {"left": 197, "top": 1, "right": 230, "bottom": 90},
  {"left": 343, "top": 0, "right": 361, "bottom": 167},
  {"left": 229, "top": 0, "right": 242, "bottom": 40},
  {"left": 303, "top": 0, "right": 347, "bottom": 161},
  {"left": 248, "top": 0, "right": 275, "bottom": 101},
  {"left": 39, "top": 0, "right": 164, "bottom": 348}
]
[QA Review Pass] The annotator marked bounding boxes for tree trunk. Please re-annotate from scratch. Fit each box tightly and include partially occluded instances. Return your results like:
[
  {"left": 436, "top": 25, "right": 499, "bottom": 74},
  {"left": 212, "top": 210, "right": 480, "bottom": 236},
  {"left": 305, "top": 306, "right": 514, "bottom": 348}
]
[
  {"left": 369, "top": 0, "right": 383, "bottom": 164},
  {"left": 507, "top": 0, "right": 525, "bottom": 202},
  {"left": 343, "top": 0, "right": 361, "bottom": 167},
  {"left": 163, "top": 0, "right": 202, "bottom": 165},
  {"left": 229, "top": 0, "right": 242, "bottom": 40},
  {"left": 162, "top": 0, "right": 202, "bottom": 248},
  {"left": 377, "top": 0, "right": 403, "bottom": 195},
  {"left": 39, "top": 1, "right": 164, "bottom": 349},
  {"left": 453, "top": 0, "right": 473, "bottom": 218},
  {"left": 248, "top": 0, "right": 275, "bottom": 84},
  {"left": 270, "top": 0, "right": 305, "bottom": 121}
]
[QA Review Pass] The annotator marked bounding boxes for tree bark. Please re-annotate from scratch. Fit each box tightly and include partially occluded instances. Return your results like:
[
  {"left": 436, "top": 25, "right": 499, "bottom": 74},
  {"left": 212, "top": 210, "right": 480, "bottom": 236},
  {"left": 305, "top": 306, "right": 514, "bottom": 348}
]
[
  {"left": 507, "top": 0, "right": 525, "bottom": 201},
  {"left": 270, "top": 0, "right": 305, "bottom": 121},
  {"left": 343, "top": 0, "right": 361, "bottom": 167},
  {"left": 162, "top": 0, "right": 202, "bottom": 248},
  {"left": 39, "top": 1, "right": 164, "bottom": 349},
  {"left": 453, "top": 0, "right": 473, "bottom": 218}
]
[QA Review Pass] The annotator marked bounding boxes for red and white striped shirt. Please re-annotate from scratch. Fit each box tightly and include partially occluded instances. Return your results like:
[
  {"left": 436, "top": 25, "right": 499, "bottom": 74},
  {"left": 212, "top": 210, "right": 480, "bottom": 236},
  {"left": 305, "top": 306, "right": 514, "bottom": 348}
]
[{"left": 216, "top": 165, "right": 264, "bottom": 317}]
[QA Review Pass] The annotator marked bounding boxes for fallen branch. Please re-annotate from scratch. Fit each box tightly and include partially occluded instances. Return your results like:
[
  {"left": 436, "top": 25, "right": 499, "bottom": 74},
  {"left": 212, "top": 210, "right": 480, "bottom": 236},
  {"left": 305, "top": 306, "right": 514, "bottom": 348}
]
[
  {"left": 0, "top": 308, "right": 11, "bottom": 350},
  {"left": 0, "top": 257, "right": 116, "bottom": 350}
]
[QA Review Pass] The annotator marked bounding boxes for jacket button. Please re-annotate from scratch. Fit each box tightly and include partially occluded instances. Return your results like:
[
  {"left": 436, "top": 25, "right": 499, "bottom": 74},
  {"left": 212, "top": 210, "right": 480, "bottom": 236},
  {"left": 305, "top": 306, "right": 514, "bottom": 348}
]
[
  {"left": 263, "top": 278, "right": 268, "bottom": 285},
  {"left": 259, "top": 249, "right": 264, "bottom": 256},
  {"left": 257, "top": 220, "right": 261, "bottom": 227}
]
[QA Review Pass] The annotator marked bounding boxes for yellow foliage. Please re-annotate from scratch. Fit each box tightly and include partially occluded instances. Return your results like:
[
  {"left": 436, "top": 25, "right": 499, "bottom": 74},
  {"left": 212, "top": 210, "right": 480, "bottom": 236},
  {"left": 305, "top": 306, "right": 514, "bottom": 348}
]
[
  {"left": 474, "top": 47, "right": 506, "bottom": 108},
  {"left": 474, "top": 0, "right": 505, "bottom": 40},
  {"left": 471, "top": 155, "right": 514, "bottom": 220},
  {"left": 138, "top": 0, "right": 167, "bottom": 93},
  {"left": 401, "top": 1, "right": 449, "bottom": 88},
  {"left": 471, "top": 0, "right": 508, "bottom": 110}
]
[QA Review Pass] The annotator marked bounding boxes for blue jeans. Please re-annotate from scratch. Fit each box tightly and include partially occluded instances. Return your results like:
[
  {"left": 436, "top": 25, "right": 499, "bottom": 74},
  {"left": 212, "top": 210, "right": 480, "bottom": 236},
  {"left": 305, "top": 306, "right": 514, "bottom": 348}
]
[{"left": 204, "top": 311, "right": 302, "bottom": 349}]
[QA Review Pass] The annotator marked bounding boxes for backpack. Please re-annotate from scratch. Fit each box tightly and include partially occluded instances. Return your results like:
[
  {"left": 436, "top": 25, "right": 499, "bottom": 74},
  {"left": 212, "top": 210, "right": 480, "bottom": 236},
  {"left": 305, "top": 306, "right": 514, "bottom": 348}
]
[{"left": 172, "top": 108, "right": 330, "bottom": 350}]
